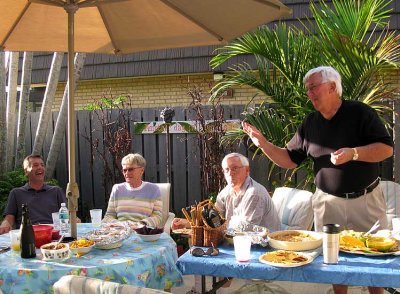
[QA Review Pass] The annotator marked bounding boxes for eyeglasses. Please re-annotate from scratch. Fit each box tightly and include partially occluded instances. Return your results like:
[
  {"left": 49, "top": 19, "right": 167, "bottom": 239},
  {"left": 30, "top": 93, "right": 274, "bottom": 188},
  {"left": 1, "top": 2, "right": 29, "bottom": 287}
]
[
  {"left": 122, "top": 167, "right": 142, "bottom": 173},
  {"left": 222, "top": 166, "right": 244, "bottom": 173},
  {"left": 306, "top": 82, "right": 329, "bottom": 93},
  {"left": 190, "top": 246, "right": 219, "bottom": 257}
]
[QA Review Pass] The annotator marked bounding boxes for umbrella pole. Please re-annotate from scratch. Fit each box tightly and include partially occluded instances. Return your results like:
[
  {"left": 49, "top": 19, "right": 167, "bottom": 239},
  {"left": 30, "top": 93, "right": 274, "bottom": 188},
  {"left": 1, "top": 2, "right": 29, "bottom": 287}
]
[{"left": 65, "top": 3, "right": 79, "bottom": 239}]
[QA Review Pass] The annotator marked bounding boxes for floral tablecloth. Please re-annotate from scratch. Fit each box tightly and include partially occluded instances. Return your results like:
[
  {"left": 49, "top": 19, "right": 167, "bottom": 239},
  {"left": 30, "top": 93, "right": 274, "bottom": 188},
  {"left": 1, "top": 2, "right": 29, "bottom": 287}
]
[{"left": 0, "top": 223, "right": 183, "bottom": 294}]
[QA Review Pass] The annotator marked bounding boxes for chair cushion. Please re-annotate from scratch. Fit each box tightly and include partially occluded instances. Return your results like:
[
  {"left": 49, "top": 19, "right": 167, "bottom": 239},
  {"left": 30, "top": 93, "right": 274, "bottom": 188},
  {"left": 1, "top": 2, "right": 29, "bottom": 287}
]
[
  {"left": 53, "top": 275, "right": 169, "bottom": 294},
  {"left": 380, "top": 180, "right": 400, "bottom": 229},
  {"left": 272, "top": 187, "right": 314, "bottom": 231}
]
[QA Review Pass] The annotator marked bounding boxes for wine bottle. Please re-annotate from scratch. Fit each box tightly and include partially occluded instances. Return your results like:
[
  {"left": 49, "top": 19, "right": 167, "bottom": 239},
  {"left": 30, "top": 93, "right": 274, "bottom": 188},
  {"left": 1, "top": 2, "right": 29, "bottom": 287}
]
[
  {"left": 20, "top": 204, "right": 36, "bottom": 258},
  {"left": 208, "top": 208, "right": 222, "bottom": 228}
]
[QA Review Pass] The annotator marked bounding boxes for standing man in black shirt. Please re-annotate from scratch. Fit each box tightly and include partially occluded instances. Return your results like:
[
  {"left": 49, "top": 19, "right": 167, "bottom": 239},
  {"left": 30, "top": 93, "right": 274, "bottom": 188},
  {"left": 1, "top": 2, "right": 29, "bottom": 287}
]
[{"left": 243, "top": 66, "right": 393, "bottom": 294}]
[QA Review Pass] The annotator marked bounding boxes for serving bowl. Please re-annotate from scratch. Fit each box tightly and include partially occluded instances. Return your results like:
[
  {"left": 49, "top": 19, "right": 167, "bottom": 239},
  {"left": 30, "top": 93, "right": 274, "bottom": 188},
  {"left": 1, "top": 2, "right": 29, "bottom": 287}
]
[
  {"left": 40, "top": 242, "right": 69, "bottom": 260},
  {"left": 33, "top": 225, "right": 53, "bottom": 248},
  {"left": 69, "top": 239, "right": 95, "bottom": 256},
  {"left": 84, "top": 222, "right": 131, "bottom": 250},
  {"left": 268, "top": 230, "right": 322, "bottom": 251},
  {"left": 136, "top": 233, "right": 162, "bottom": 242}
]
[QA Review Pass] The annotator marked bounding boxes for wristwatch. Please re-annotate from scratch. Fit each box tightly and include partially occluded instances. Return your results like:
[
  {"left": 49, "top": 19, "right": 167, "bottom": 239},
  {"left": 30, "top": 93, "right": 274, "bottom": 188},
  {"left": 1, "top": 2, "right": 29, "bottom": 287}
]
[{"left": 352, "top": 148, "right": 359, "bottom": 160}]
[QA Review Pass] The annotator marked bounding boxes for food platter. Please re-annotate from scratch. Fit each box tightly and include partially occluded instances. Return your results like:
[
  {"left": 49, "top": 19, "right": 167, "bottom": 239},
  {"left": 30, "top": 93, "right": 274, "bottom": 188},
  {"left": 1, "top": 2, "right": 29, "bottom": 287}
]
[
  {"left": 259, "top": 250, "right": 313, "bottom": 267},
  {"left": 84, "top": 222, "right": 131, "bottom": 249},
  {"left": 340, "top": 248, "right": 400, "bottom": 256},
  {"left": 339, "top": 230, "right": 400, "bottom": 256},
  {"left": 172, "top": 228, "right": 192, "bottom": 235}
]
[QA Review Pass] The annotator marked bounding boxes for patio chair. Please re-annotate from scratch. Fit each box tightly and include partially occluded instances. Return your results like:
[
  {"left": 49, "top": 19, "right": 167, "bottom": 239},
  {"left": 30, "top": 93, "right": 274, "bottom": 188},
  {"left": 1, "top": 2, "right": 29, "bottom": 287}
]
[
  {"left": 380, "top": 180, "right": 400, "bottom": 230},
  {"left": 53, "top": 275, "right": 169, "bottom": 294},
  {"left": 156, "top": 183, "right": 175, "bottom": 234},
  {"left": 272, "top": 187, "right": 314, "bottom": 230}
]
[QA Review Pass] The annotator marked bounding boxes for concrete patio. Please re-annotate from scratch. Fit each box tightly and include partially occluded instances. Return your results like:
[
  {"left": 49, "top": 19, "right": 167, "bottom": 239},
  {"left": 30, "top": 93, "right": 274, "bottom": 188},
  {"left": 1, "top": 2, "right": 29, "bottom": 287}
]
[{"left": 171, "top": 276, "right": 398, "bottom": 293}]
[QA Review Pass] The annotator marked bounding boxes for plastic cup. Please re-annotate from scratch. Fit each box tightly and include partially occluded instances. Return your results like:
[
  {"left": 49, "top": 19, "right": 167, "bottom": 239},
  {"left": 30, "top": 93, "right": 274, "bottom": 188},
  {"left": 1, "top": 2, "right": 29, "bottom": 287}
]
[
  {"left": 52, "top": 212, "right": 60, "bottom": 230},
  {"left": 9, "top": 229, "right": 21, "bottom": 252},
  {"left": 392, "top": 218, "right": 400, "bottom": 237},
  {"left": 90, "top": 209, "right": 102, "bottom": 227},
  {"left": 233, "top": 235, "right": 252, "bottom": 262}
]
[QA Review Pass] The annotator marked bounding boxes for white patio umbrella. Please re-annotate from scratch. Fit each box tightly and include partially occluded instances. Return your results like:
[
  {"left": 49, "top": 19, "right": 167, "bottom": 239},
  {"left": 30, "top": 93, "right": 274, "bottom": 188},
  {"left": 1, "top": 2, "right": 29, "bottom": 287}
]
[{"left": 0, "top": 0, "right": 291, "bottom": 238}]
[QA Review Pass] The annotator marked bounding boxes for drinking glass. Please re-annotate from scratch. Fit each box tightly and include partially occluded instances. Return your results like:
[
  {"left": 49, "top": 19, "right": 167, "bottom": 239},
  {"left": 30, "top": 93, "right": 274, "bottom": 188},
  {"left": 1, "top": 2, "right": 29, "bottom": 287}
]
[
  {"left": 90, "top": 209, "right": 102, "bottom": 227},
  {"left": 233, "top": 235, "right": 252, "bottom": 262},
  {"left": 9, "top": 229, "right": 21, "bottom": 252}
]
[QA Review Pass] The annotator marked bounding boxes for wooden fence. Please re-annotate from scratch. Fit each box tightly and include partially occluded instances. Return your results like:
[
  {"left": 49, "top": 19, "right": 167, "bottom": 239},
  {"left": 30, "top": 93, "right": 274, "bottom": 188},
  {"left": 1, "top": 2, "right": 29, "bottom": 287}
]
[{"left": 24, "top": 105, "right": 394, "bottom": 221}]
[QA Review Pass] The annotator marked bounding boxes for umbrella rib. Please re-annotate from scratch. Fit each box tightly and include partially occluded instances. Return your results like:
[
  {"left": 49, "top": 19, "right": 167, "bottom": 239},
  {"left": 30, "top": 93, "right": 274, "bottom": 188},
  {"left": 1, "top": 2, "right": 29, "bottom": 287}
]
[
  {"left": 30, "top": 0, "right": 65, "bottom": 7},
  {"left": 253, "top": 0, "right": 286, "bottom": 10},
  {"left": 159, "top": 0, "right": 224, "bottom": 42},
  {"left": 96, "top": 5, "right": 121, "bottom": 54},
  {"left": 1, "top": 2, "right": 31, "bottom": 48}
]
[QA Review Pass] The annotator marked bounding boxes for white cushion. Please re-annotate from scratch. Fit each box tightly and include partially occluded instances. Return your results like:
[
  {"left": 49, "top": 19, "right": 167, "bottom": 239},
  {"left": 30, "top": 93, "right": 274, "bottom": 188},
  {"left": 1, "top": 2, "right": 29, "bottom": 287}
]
[
  {"left": 155, "top": 183, "right": 174, "bottom": 234},
  {"left": 380, "top": 180, "right": 400, "bottom": 229},
  {"left": 272, "top": 187, "right": 314, "bottom": 231},
  {"left": 53, "top": 275, "right": 169, "bottom": 294}
]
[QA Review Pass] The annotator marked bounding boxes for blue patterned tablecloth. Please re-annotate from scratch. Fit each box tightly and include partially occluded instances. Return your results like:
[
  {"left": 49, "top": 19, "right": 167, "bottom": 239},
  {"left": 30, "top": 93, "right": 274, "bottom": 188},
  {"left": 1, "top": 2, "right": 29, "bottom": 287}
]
[
  {"left": 177, "top": 244, "right": 400, "bottom": 288},
  {"left": 0, "top": 223, "right": 183, "bottom": 294}
]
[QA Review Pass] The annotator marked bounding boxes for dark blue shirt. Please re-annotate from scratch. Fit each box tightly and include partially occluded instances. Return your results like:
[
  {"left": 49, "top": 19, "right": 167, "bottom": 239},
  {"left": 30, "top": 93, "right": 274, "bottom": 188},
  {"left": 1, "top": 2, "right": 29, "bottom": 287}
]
[{"left": 3, "top": 183, "right": 66, "bottom": 228}]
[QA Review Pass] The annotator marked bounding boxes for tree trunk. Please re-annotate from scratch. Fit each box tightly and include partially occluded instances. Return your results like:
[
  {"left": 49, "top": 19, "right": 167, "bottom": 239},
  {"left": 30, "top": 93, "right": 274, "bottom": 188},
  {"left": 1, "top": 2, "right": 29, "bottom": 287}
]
[
  {"left": 6, "top": 52, "right": 19, "bottom": 171},
  {"left": 15, "top": 52, "right": 33, "bottom": 168},
  {"left": 32, "top": 52, "right": 64, "bottom": 155},
  {"left": 46, "top": 53, "right": 86, "bottom": 178},
  {"left": 0, "top": 52, "right": 7, "bottom": 173}
]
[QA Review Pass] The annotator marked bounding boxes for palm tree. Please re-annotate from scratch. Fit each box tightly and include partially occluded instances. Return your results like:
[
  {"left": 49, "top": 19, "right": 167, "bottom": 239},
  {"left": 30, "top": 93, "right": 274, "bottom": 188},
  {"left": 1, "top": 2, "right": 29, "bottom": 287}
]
[
  {"left": 15, "top": 52, "right": 33, "bottom": 168},
  {"left": 210, "top": 0, "right": 400, "bottom": 189},
  {"left": 46, "top": 53, "right": 86, "bottom": 178},
  {"left": 32, "top": 52, "right": 64, "bottom": 155},
  {"left": 0, "top": 52, "right": 7, "bottom": 174},
  {"left": 6, "top": 52, "right": 19, "bottom": 171}
]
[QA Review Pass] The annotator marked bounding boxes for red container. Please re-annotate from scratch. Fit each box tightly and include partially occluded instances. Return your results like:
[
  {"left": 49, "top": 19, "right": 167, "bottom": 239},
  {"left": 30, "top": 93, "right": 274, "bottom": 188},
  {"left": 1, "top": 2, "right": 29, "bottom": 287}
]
[{"left": 32, "top": 225, "right": 53, "bottom": 248}]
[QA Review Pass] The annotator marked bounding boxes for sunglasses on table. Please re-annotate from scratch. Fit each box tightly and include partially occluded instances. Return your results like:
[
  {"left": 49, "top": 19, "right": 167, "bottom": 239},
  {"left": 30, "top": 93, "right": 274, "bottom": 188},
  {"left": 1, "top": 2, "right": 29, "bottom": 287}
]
[{"left": 190, "top": 245, "right": 219, "bottom": 257}]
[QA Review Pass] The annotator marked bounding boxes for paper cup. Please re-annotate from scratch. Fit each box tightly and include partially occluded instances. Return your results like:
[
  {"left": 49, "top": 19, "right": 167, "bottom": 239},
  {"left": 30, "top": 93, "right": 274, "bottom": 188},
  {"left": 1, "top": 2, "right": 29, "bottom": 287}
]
[
  {"left": 233, "top": 235, "right": 252, "bottom": 262},
  {"left": 90, "top": 209, "right": 102, "bottom": 227}
]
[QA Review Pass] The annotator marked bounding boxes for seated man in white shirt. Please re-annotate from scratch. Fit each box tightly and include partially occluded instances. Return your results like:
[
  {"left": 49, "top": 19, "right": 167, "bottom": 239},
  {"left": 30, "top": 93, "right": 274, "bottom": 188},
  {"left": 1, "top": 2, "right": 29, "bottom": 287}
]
[{"left": 172, "top": 152, "right": 280, "bottom": 294}]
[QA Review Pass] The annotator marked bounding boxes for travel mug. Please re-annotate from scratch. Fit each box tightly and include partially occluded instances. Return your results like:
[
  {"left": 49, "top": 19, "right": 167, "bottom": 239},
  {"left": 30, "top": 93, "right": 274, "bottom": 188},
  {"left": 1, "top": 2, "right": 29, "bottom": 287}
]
[{"left": 323, "top": 224, "right": 341, "bottom": 264}]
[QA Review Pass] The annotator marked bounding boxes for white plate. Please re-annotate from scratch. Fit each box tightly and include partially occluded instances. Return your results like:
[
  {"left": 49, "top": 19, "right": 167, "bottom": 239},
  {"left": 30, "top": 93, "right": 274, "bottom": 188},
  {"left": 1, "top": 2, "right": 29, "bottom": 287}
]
[
  {"left": 340, "top": 248, "right": 400, "bottom": 256},
  {"left": 259, "top": 251, "right": 313, "bottom": 267}
]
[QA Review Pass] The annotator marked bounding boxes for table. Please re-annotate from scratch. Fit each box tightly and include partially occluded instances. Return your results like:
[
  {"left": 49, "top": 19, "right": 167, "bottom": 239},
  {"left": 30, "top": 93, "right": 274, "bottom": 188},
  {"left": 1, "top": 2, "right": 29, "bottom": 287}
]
[
  {"left": 176, "top": 244, "right": 400, "bottom": 293},
  {"left": 0, "top": 223, "right": 183, "bottom": 293}
]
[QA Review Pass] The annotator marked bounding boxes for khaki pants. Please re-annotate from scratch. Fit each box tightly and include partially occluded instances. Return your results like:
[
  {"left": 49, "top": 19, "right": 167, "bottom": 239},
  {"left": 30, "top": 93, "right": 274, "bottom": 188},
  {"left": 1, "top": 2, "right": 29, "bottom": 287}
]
[{"left": 312, "top": 185, "right": 388, "bottom": 232}]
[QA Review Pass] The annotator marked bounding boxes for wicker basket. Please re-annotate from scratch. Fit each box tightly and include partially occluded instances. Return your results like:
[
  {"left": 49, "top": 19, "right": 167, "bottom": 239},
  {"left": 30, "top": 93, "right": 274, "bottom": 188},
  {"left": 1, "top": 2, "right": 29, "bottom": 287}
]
[
  {"left": 200, "top": 201, "right": 226, "bottom": 246},
  {"left": 190, "top": 226, "right": 204, "bottom": 246},
  {"left": 203, "top": 221, "right": 227, "bottom": 246}
]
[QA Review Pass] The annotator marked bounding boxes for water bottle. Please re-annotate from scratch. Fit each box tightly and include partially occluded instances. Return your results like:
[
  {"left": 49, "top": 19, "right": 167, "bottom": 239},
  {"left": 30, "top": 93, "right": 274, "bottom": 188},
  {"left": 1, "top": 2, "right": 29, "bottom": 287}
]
[
  {"left": 59, "top": 203, "right": 70, "bottom": 237},
  {"left": 20, "top": 204, "right": 36, "bottom": 258}
]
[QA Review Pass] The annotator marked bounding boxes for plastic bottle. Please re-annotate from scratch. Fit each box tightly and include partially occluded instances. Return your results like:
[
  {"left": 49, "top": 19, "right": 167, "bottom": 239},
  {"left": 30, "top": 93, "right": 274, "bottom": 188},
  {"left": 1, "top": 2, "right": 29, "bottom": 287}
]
[
  {"left": 20, "top": 204, "right": 36, "bottom": 258},
  {"left": 59, "top": 203, "right": 70, "bottom": 237}
]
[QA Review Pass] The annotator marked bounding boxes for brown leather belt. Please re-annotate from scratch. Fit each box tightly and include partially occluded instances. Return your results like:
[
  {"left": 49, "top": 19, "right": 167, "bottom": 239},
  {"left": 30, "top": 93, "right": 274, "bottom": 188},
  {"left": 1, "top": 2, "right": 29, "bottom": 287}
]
[{"left": 336, "top": 178, "right": 380, "bottom": 199}]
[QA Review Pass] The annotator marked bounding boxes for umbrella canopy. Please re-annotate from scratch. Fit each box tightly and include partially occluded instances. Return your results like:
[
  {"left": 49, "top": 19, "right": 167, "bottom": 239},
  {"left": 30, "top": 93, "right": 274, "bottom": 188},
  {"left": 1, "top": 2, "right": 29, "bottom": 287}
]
[
  {"left": 0, "top": 0, "right": 291, "bottom": 238},
  {"left": 2, "top": 0, "right": 291, "bottom": 54}
]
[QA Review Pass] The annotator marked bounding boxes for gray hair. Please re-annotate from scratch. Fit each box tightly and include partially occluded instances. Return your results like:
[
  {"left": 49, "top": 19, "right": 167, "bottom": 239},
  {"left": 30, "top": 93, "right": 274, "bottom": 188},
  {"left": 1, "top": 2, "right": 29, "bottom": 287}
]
[
  {"left": 221, "top": 153, "right": 249, "bottom": 167},
  {"left": 303, "top": 66, "right": 342, "bottom": 97},
  {"left": 121, "top": 153, "right": 146, "bottom": 168}
]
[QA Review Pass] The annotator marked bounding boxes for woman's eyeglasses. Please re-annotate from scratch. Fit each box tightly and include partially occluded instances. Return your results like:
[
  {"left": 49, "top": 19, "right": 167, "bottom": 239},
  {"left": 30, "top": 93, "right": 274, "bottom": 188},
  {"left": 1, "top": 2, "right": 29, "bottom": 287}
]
[{"left": 122, "top": 167, "right": 142, "bottom": 173}]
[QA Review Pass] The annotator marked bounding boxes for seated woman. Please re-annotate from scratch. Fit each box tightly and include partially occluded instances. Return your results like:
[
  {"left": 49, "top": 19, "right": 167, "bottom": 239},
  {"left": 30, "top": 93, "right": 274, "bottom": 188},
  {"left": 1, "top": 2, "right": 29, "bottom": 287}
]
[{"left": 103, "top": 153, "right": 162, "bottom": 229}]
